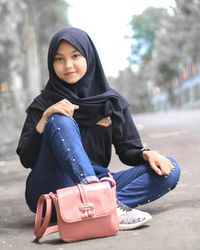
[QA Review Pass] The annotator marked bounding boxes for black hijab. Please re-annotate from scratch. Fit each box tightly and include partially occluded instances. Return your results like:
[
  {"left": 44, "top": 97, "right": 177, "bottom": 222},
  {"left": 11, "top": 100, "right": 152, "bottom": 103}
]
[{"left": 27, "top": 27, "right": 128, "bottom": 138}]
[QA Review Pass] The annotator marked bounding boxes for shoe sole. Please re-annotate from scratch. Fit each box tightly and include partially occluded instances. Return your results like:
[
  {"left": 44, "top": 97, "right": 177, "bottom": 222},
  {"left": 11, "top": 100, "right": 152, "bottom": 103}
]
[{"left": 119, "top": 216, "right": 152, "bottom": 231}]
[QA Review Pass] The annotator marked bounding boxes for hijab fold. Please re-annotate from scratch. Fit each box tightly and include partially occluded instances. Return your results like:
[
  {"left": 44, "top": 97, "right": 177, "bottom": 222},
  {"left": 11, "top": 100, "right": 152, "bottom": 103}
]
[{"left": 27, "top": 27, "right": 128, "bottom": 138}]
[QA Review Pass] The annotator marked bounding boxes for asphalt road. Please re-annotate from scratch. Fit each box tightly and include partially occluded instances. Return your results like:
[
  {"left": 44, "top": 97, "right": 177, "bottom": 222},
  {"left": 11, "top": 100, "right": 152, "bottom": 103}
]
[{"left": 0, "top": 109, "right": 200, "bottom": 250}]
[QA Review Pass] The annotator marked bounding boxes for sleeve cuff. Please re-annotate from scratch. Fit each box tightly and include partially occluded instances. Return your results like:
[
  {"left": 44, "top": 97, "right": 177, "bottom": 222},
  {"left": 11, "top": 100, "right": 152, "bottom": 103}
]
[{"left": 80, "top": 176, "right": 99, "bottom": 184}]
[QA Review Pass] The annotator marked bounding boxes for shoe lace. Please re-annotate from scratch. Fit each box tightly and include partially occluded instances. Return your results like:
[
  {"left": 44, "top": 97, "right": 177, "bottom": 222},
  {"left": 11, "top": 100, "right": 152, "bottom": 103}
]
[{"left": 117, "top": 200, "right": 132, "bottom": 212}]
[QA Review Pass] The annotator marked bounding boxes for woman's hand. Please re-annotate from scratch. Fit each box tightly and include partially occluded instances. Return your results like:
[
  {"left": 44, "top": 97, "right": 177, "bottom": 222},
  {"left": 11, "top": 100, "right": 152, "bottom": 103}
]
[
  {"left": 143, "top": 150, "right": 174, "bottom": 176},
  {"left": 43, "top": 99, "right": 79, "bottom": 119},
  {"left": 36, "top": 99, "right": 79, "bottom": 134}
]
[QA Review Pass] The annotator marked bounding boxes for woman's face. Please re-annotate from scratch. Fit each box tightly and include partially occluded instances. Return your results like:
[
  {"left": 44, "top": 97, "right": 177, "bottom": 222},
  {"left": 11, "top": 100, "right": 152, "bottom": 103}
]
[{"left": 53, "top": 41, "right": 87, "bottom": 84}]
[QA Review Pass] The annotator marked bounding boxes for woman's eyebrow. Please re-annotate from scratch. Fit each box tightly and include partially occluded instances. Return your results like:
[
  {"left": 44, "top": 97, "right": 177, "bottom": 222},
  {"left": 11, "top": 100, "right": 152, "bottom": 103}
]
[
  {"left": 71, "top": 49, "right": 79, "bottom": 53},
  {"left": 55, "top": 49, "right": 79, "bottom": 56},
  {"left": 55, "top": 53, "right": 63, "bottom": 56}
]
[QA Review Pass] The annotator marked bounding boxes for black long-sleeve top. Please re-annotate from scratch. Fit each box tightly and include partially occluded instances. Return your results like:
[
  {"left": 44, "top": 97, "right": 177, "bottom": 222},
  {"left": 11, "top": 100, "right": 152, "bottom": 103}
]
[{"left": 16, "top": 107, "right": 146, "bottom": 169}]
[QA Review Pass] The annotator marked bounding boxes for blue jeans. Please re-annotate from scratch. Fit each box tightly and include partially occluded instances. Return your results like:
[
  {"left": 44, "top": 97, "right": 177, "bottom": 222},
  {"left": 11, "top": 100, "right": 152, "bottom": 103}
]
[{"left": 25, "top": 114, "right": 181, "bottom": 213}]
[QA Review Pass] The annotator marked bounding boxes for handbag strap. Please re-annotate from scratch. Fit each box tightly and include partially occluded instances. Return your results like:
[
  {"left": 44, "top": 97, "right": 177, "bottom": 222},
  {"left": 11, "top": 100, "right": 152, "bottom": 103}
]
[
  {"left": 34, "top": 194, "right": 58, "bottom": 240},
  {"left": 100, "top": 175, "right": 116, "bottom": 187}
]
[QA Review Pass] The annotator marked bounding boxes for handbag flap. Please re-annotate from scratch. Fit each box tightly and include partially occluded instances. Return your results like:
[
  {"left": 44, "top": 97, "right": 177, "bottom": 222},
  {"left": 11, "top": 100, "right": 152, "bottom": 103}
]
[{"left": 56, "top": 181, "right": 115, "bottom": 223}]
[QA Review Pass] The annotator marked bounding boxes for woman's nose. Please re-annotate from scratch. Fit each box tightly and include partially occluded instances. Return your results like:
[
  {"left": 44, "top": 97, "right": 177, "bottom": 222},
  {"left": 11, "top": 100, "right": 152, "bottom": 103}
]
[{"left": 64, "top": 59, "right": 73, "bottom": 69}]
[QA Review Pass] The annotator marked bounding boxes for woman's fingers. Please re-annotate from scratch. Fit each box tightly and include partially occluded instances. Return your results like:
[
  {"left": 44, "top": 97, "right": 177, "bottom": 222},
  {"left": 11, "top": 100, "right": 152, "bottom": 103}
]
[
  {"left": 61, "top": 99, "right": 79, "bottom": 116},
  {"left": 46, "top": 99, "right": 79, "bottom": 118},
  {"left": 161, "top": 159, "right": 174, "bottom": 176},
  {"left": 145, "top": 151, "right": 174, "bottom": 176},
  {"left": 63, "top": 104, "right": 79, "bottom": 117},
  {"left": 148, "top": 160, "right": 162, "bottom": 176}
]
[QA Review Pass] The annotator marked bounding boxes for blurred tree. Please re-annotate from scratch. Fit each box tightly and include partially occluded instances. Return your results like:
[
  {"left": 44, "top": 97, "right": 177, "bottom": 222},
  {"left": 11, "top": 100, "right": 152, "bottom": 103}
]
[
  {"left": 0, "top": 0, "right": 26, "bottom": 116},
  {"left": 0, "top": 0, "right": 70, "bottom": 117},
  {"left": 152, "top": 0, "right": 200, "bottom": 105},
  {"left": 128, "top": 1, "right": 200, "bottom": 109},
  {"left": 127, "top": 7, "right": 168, "bottom": 112},
  {"left": 0, "top": 0, "right": 25, "bottom": 83},
  {"left": 108, "top": 67, "right": 150, "bottom": 113},
  {"left": 128, "top": 7, "right": 167, "bottom": 66},
  {"left": 175, "top": 0, "right": 200, "bottom": 64},
  {"left": 150, "top": 11, "right": 181, "bottom": 105},
  {"left": 24, "top": 0, "right": 70, "bottom": 87},
  {"left": 23, "top": 0, "right": 70, "bottom": 100}
]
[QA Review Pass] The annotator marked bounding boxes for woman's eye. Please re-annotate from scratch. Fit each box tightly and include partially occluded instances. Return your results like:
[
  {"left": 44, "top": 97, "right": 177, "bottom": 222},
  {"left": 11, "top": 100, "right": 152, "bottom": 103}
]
[
  {"left": 73, "top": 53, "right": 81, "bottom": 59},
  {"left": 55, "top": 57, "right": 63, "bottom": 62}
]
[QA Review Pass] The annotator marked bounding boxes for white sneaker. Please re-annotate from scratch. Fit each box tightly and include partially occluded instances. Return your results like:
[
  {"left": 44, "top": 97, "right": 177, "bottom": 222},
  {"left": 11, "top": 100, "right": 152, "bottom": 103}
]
[{"left": 116, "top": 200, "right": 152, "bottom": 230}]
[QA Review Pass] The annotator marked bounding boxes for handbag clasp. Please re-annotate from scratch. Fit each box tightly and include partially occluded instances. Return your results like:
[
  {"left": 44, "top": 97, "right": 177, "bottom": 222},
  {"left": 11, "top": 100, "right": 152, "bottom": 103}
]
[{"left": 79, "top": 203, "right": 94, "bottom": 218}]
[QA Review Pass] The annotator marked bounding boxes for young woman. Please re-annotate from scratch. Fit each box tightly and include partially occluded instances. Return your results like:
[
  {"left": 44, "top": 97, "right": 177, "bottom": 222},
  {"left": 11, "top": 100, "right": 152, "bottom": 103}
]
[{"left": 16, "top": 27, "right": 180, "bottom": 230}]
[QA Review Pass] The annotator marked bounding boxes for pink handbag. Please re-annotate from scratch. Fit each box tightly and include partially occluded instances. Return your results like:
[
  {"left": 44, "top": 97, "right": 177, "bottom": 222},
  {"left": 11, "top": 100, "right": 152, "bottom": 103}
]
[{"left": 34, "top": 177, "right": 119, "bottom": 242}]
